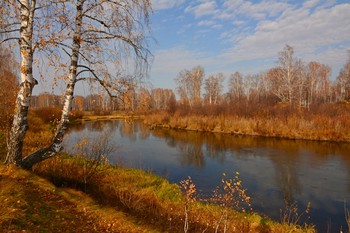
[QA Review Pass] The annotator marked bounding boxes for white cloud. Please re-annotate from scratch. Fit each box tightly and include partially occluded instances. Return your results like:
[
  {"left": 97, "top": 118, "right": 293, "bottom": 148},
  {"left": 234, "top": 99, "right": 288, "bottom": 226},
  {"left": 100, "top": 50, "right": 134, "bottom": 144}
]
[
  {"left": 303, "top": 0, "right": 319, "bottom": 8},
  {"left": 198, "top": 20, "right": 222, "bottom": 29},
  {"left": 185, "top": 1, "right": 218, "bottom": 17},
  {"left": 150, "top": 47, "right": 219, "bottom": 88},
  {"left": 198, "top": 20, "right": 215, "bottom": 27},
  {"left": 151, "top": 0, "right": 186, "bottom": 10},
  {"left": 222, "top": 0, "right": 289, "bottom": 20},
  {"left": 151, "top": 1, "right": 350, "bottom": 86},
  {"left": 152, "top": 47, "right": 214, "bottom": 75},
  {"left": 220, "top": 3, "right": 350, "bottom": 68}
]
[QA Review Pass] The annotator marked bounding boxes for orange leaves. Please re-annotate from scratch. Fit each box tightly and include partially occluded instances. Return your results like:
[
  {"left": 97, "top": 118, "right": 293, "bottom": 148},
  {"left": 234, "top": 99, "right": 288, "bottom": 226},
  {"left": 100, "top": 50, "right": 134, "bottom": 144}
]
[
  {"left": 180, "top": 176, "right": 197, "bottom": 203},
  {"left": 211, "top": 172, "right": 252, "bottom": 213}
]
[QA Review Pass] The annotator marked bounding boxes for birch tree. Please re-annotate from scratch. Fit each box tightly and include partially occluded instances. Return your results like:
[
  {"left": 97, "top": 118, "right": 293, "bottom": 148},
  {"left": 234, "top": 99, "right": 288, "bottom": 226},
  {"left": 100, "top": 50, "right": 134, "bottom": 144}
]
[
  {"left": 336, "top": 51, "right": 350, "bottom": 101},
  {"left": 267, "top": 45, "right": 304, "bottom": 105},
  {"left": 176, "top": 66, "right": 204, "bottom": 108},
  {"left": 306, "top": 62, "right": 331, "bottom": 106},
  {"left": 204, "top": 73, "right": 224, "bottom": 105},
  {"left": 228, "top": 72, "right": 243, "bottom": 102},
  {"left": 1, "top": 0, "right": 40, "bottom": 166}
]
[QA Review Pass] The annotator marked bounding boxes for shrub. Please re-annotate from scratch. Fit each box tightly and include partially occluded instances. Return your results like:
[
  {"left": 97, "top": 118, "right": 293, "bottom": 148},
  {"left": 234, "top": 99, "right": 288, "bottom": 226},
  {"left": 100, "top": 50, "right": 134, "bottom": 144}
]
[
  {"left": 70, "top": 110, "right": 84, "bottom": 121},
  {"left": 32, "top": 107, "right": 62, "bottom": 124}
]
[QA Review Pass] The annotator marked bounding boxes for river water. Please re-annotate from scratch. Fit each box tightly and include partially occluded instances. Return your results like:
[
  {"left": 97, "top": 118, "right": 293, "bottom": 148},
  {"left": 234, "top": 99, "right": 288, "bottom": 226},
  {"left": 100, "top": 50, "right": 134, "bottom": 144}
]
[{"left": 63, "top": 120, "right": 350, "bottom": 232}]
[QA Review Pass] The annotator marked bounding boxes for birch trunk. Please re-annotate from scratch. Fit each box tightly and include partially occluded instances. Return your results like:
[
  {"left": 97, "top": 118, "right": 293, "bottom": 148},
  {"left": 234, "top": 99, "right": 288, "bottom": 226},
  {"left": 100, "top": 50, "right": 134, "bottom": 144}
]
[
  {"left": 21, "top": 0, "right": 84, "bottom": 169},
  {"left": 5, "top": 0, "right": 37, "bottom": 166}
]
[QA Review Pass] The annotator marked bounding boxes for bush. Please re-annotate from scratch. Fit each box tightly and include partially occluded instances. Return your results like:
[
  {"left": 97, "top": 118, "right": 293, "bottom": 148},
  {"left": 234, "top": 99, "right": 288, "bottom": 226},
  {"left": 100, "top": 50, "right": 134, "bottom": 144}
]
[
  {"left": 70, "top": 110, "right": 84, "bottom": 121},
  {"left": 32, "top": 107, "right": 62, "bottom": 124}
]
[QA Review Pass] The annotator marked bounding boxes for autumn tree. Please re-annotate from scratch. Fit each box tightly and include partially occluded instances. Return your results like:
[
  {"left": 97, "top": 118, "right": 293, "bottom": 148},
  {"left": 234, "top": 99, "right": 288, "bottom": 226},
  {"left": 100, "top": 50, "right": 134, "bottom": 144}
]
[
  {"left": 305, "top": 61, "right": 331, "bottom": 106},
  {"left": 204, "top": 73, "right": 224, "bottom": 105},
  {"left": 228, "top": 72, "right": 244, "bottom": 102},
  {"left": 137, "top": 88, "right": 151, "bottom": 113},
  {"left": 175, "top": 66, "right": 204, "bottom": 108},
  {"left": 336, "top": 51, "right": 350, "bottom": 101},
  {"left": 268, "top": 45, "right": 304, "bottom": 105},
  {"left": 1, "top": 0, "right": 152, "bottom": 168},
  {"left": 151, "top": 88, "right": 176, "bottom": 111},
  {"left": 0, "top": 47, "right": 18, "bottom": 133}
]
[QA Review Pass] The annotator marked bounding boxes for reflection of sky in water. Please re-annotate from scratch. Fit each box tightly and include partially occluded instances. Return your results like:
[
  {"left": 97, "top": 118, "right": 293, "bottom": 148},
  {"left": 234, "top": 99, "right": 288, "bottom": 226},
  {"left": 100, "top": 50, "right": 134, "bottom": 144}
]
[{"left": 64, "top": 120, "right": 350, "bottom": 232}]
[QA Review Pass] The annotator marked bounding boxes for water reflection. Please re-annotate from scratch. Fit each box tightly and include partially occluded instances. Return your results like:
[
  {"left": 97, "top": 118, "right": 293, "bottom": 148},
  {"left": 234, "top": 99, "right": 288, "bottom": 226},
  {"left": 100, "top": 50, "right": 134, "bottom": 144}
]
[{"left": 65, "top": 120, "right": 350, "bottom": 232}]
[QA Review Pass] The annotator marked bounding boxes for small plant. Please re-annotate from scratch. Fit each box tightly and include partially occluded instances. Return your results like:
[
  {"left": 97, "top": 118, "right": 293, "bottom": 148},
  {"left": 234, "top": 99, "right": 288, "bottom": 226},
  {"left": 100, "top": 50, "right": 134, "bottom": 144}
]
[
  {"left": 345, "top": 202, "right": 350, "bottom": 232},
  {"left": 73, "top": 132, "right": 116, "bottom": 191},
  {"left": 179, "top": 176, "right": 197, "bottom": 233},
  {"left": 280, "top": 200, "right": 311, "bottom": 227},
  {"left": 210, "top": 172, "right": 252, "bottom": 233}
]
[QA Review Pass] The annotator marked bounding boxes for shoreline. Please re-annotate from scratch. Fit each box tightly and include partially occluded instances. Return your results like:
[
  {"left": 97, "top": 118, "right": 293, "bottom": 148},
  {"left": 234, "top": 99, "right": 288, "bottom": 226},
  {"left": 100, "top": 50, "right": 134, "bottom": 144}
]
[{"left": 143, "top": 114, "right": 350, "bottom": 144}]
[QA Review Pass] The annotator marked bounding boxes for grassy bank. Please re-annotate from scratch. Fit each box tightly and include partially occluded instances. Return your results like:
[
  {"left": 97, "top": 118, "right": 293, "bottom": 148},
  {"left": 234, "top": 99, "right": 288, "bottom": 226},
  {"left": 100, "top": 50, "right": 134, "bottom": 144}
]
[
  {"left": 0, "top": 108, "right": 315, "bottom": 232},
  {"left": 0, "top": 164, "right": 159, "bottom": 232},
  {"left": 144, "top": 109, "right": 350, "bottom": 142},
  {"left": 1, "top": 155, "right": 315, "bottom": 232}
]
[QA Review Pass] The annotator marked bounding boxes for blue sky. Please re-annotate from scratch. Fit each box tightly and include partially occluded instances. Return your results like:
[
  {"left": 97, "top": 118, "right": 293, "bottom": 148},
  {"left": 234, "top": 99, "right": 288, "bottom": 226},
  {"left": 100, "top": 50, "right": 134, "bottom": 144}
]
[{"left": 148, "top": 0, "right": 350, "bottom": 89}]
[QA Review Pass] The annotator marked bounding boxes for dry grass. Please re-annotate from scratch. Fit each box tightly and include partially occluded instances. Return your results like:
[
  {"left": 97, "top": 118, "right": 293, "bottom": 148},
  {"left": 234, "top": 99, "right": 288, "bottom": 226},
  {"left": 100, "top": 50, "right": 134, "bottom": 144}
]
[
  {"left": 0, "top": 165, "right": 154, "bottom": 232},
  {"left": 145, "top": 109, "right": 350, "bottom": 142}
]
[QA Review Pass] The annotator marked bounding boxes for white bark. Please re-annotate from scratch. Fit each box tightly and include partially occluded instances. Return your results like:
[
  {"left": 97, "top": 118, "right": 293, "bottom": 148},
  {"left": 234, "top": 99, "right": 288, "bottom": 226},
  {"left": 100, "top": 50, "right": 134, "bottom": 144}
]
[{"left": 6, "top": 0, "right": 37, "bottom": 166}]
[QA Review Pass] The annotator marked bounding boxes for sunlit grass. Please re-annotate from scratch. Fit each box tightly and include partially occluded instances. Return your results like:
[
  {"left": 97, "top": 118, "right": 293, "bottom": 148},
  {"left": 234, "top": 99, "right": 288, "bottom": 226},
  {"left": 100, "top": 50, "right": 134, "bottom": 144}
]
[{"left": 145, "top": 109, "right": 350, "bottom": 142}]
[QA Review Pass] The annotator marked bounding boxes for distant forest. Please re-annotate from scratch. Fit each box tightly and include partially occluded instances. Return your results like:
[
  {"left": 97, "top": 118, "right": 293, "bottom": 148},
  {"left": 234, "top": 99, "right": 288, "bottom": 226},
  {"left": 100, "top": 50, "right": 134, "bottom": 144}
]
[{"left": 30, "top": 45, "right": 350, "bottom": 116}]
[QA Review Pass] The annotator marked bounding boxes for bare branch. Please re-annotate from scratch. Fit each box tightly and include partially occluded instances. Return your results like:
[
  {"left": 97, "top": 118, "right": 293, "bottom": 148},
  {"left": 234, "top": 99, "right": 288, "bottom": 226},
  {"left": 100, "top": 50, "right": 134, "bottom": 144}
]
[
  {"left": 76, "top": 64, "right": 125, "bottom": 101},
  {"left": 84, "top": 14, "right": 110, "bottom": 29},
  {"left": 0, "top": 37, "right": 20, "bottom": 44},
  {"left": 0, "top": 28, "right": 21, "bottom": 33}
]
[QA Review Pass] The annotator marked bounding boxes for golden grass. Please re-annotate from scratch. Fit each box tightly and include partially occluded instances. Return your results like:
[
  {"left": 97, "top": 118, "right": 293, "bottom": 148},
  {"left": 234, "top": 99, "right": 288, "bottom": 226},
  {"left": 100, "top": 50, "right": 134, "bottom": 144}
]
[
  {"left": 144, "top": 112, "right": 350, "bottom": 142},
  {"left": 0, "top": 164, "right": 163, "bottom": 232},
  {"left": 81, "top": 114, "right": 144, "bottom": 122}
]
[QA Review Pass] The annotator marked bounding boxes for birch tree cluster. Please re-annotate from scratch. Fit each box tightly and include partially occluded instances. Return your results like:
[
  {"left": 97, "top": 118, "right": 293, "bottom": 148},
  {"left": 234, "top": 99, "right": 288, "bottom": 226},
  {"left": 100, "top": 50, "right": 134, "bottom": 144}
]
[
  {"left": 175, "top": 45, "right": 350, "bottom": 111},
  {"left": 0, "top": 0, "right": 152, "bottom": 168}
]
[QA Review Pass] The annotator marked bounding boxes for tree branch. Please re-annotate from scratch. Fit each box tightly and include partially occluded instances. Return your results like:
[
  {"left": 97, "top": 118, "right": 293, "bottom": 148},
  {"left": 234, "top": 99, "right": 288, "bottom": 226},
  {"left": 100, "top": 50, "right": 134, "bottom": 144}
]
[
  {"left": 84, "top": 14, "right": 110, "bottom": 29},
  {"left": 76, "top": 64, "right": 125, "bottom": 101},
  {"left": 0, "top": 37, "right": 20, "bottom": 45}
]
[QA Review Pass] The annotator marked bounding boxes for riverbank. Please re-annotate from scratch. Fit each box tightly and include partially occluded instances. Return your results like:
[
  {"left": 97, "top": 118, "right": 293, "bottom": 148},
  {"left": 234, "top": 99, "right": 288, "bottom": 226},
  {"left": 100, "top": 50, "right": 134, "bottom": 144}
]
[
  {"left": 81, "top": 113, "right": 144, "bottom": 122},
  {"left": 144, "top": 111, "right": 350, "bottom": 143},
  {"left": 1, "top": 155, "right": 315, "bottom": 232}
]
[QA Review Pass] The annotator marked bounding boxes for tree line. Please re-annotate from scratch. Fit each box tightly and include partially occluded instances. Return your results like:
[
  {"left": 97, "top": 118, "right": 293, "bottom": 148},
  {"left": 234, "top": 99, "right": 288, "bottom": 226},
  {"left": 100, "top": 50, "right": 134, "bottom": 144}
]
[
  {"left": 29, "top": 88, "right": 176, "bottom": 114},
  {"left": 175, "top": 45, "right": 350, "bottom": 113},
  {"left": 29, "top": 45, "right": 350, "bottom": 116}
]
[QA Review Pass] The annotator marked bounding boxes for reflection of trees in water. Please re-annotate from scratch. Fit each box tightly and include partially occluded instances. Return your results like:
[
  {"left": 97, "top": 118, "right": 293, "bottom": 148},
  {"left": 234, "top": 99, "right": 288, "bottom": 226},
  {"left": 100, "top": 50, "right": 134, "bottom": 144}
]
[
  {"left": 272, "top": 156, "right": 301, "bottom": 204},
  {"left": 178, "top": 143, "right": 205, "bottom": 168},
  {"left": 204, "top": 143, "right": 226, "bottom": 163},
  {"left": 137, "top": 120, "right": 151, "bottom": 139},
  {"left": 68, "top": 121, "right": 350, "bottom": 200},
  {"left": 119, "top": 120, "right": 138, "bottom": 142},
  {"left": 152, "top": 129, "right": 206, "bottom": 167},
  {"left": 88, "top": 121, "right": 105, "bottom": 132},
  {"left": 150, "top": 127, "right": 350, "bottom": 169},
  {"left": 67, "top": 122, "right": 85, "bottom": 132},
  {"left": 150, "top": 126, "right": 350, "bottom": 206}
]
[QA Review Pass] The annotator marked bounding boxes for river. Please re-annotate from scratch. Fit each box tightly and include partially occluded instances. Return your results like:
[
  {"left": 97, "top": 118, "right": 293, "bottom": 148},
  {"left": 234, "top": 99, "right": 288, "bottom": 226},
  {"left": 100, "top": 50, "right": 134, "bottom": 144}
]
[{"left": 63, "top": 120, "right": 350, "bottom": 232}]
